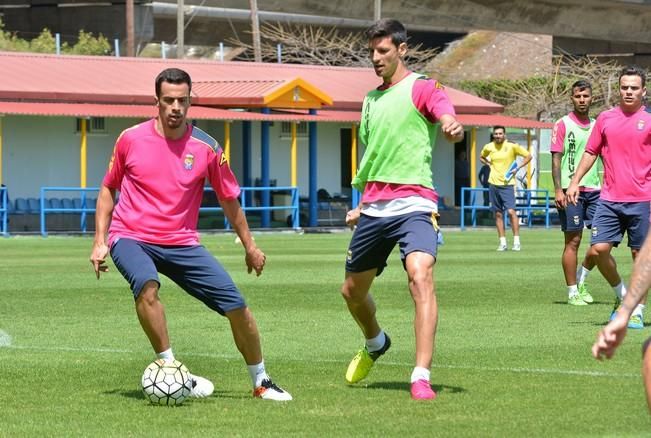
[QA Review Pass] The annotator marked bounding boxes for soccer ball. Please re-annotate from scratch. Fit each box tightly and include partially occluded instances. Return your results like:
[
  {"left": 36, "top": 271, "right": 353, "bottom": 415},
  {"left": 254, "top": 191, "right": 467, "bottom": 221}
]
[{"left": 141, "top": 359, "right": 192, "bottom": 406}]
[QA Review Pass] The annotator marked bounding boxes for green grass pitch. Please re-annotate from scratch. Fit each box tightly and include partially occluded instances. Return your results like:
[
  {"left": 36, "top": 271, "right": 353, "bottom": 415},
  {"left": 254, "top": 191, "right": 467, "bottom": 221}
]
[{"left": 1, "top": 229, "right": 650, "bottom": 436}]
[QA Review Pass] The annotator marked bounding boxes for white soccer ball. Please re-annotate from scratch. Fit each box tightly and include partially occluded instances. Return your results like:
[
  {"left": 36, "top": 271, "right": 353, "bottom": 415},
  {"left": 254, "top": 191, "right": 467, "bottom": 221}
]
[{"left": 141, "top": 359, "right": 192, "bottom": 406}]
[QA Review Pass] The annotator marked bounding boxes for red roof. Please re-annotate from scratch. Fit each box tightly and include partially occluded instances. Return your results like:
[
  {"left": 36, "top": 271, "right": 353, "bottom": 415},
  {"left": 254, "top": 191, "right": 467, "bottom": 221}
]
[
  {"left": 0, "top": 51, "right": 502, "bottom": 113},
  {"left": 0, "top": 52, "right": 552, "bottom": 128},
  {"left": 0, "top": 101, "right": 362, "bottom": 123}
]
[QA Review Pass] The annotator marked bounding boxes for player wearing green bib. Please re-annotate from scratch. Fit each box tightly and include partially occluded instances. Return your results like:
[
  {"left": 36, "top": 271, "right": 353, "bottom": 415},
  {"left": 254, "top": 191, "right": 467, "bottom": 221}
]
[
  {"left": 341, "top": 19, "right": 463, "bottom": 401},
  {"left": 551, "top": 80, "right": 600, "bottom": 306}
]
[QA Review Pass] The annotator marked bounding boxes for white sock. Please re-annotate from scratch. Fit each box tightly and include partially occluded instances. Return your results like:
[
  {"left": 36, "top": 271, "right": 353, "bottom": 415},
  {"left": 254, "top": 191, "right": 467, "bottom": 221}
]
[
  {"left": 513, "top": 236, "right": 520, "bottom": 245},
  {"left": 365, "top": 331, "right": 386, "bottom": 353},
  {"left": 499, "top": 237, "right": 507, "bottom": 246},
  {"left": 613, "top": 282, "right": 626, "bottom": 300},
  {"left": 635, "top": 304, "right": 646, "bottom": 317},
  {"left": 157, "top": 348, "right": 175, "bottom": 362},
  {"left": 567, "top": 284, "right": 578, "bottom": 298},
  {"left": 366, "top": 330, "right": 387, "bottom": 352},
  {"left": 576, "top": 265, "right": 591, "bottom": 284},
  {"left": 248, "top": 362, "right": 269, "bottom": 388},
  {"left": 411, "top": 367, "right": 431, "bottom": 383}
]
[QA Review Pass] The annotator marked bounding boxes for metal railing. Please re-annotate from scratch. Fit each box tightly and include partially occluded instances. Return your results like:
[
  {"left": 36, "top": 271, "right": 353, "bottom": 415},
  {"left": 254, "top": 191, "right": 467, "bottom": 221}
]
[
  {"left": 0, "top": 186, "right": 7, "bottom": 236},
  {"left": 460, "top": 187, "right": 550, "bottom": 230},
  {"left": 201, "top": 186, "right": 300, "bottom": 230},
  {"left": 37, "top": 185, "right": 300, "bottom": 236},
  {"left": 40, "top": 187, "right": 99, "bottom": 236}
]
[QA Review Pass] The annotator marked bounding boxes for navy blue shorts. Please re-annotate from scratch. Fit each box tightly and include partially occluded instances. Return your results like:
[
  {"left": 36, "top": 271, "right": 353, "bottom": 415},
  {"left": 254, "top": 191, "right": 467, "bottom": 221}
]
[
  {"left": 559, "top": 190, "right": 600, "bottom": 232},
  {"left": 489, "top": 184, "right": 516, "bottom": 212},
  {"left": 590, "top": 201, "right": 650, "bottom": 249},
  {"left": 110, "top": 238, "right": 246, "bottom": 315},
  {"left": 345, "top": 211, "right": 438, "bottom": 276}
]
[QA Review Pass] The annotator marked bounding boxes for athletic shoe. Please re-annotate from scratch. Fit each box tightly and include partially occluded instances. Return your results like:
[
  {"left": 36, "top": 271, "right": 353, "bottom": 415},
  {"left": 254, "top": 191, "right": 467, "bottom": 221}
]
[
  {"left": 253, "top": 379, "right": 293, "bottom": 401},
  {"left": 345, "top": 333, "right": 392, "bottom": 384},
  {"left": 609, "top": 298, "right": 622, "bottom": 321},
  {"left": 189, "top": 374, "right": 214, "bottom": 398},
  {"left": 512, "top": 243, "right": 521, "bottom": 251},
  {"left": 568, "top": 294, "right": 588, "bottom": 306},
  {"left": 628, "top": 314, "right": 644, "bottom": 330},
  {"left": 496, "top": 243, "right": 508, "bottom": 252},
  {"left": 410, "top": 379, "right": 436, "bottom": 400},
  {"left": 577, "top": 283, "right": 594, "bottom": 303}
]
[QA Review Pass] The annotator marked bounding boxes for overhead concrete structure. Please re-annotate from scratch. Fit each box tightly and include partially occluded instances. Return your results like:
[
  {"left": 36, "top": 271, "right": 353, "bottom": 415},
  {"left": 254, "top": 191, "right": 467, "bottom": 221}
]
[
  {"left": 5, "top": 1, "right": 651, "bottom": 44},
  {"left": 253, "top": 0, "right": 651, "bottom": 44}
]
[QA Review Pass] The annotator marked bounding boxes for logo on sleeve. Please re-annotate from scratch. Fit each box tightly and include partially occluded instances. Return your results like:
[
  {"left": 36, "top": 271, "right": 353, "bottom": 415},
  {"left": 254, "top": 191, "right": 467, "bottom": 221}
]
[
  {"left": 219, "top": 153, "right": 228, "bottom": 166},
  {"left": 184, "top": 153, "right": 194, "bottom": 170}
]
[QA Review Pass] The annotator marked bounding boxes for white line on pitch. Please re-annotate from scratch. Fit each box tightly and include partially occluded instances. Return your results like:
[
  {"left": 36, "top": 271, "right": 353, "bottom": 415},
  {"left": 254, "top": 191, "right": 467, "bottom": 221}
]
[
  {"left": 2, "top": 344, "right": 638, "bottom": 379},
  {"left": 0, "top": 330, "right": 12, "bottom": 347}
]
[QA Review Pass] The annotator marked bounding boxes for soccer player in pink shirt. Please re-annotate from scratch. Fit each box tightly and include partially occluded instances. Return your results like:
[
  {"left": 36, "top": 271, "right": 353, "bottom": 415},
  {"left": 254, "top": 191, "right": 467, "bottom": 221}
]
[
  {"left": 567, "top": 65, "right": 651, "bottom": 329},
  {"left": 89, "top": 68, "right": 291, "bottom": 401}
]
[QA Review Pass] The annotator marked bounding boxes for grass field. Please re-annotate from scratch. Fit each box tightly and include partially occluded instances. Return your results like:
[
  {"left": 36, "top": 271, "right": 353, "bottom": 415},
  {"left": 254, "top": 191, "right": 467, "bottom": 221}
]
[{"left": 1, "top": 229, "right": 650, "bottom": 436}]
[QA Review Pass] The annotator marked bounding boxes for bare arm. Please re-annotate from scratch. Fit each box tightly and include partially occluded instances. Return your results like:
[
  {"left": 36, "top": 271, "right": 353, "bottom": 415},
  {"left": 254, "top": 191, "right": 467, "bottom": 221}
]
[
  {"left": 89, "top": 185, "right": 116, "bottom": 279},
  {"left": 221, "top": 197, "right": 266, "bottom": 276},
  {"left": 518, "top": 154, "right": 532, "bottom": 170},
  {"left": 566, "top": 152, "right": 598, "bottom": 205},
  {"left": 346, "top": 202, "right": 362, "bottom": 228},
  {"left": 551, "top": 152, "right": 566, "bottom": 209},
  {"left": 439, "top": 114, "right": 464, "bottom": 143},
  {"left": 593, "top": 234, "right": 651, "bottom": 360}
]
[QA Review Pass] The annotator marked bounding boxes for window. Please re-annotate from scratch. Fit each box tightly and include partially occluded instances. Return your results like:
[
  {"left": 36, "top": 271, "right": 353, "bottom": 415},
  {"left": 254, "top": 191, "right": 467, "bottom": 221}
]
[
  {"left": 280, "top": 121, "right": 307, "bottom": 138},
  {"left": 75, "top": 117, "right": 106, "bottom": 134}
]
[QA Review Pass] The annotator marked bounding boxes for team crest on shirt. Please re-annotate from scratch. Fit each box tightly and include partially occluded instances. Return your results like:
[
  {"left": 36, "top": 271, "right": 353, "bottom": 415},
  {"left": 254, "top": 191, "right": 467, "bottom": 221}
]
[
  {"left": 638, "top": 119, "right": 646, "bottom": 131},
  {"left": 573, "top": 215, "right": 580, "bottom": 226},
  {"left": 184, "top": 153, "right": 194, "bottom": 170}
]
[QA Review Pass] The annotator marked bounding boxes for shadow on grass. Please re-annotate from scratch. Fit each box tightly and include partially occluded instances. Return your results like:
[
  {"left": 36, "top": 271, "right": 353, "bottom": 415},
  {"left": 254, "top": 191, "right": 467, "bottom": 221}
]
[
  {"left": 552, "top": 300, "right": 614, "bottom": 305},
  {"left": 102, "top": 388, "right": 242, "bottom": 401},
  {"left": 349, "top": 381, "right": 465, "bottom": 395}
]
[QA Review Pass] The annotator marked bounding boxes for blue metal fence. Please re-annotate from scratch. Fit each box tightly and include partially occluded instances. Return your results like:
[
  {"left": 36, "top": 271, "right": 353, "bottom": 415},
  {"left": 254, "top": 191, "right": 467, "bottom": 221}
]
[
  {"left": 40, "top": 187, "right": 99, "bottom": 236},
  {"left": 38, "top": 185, "right": 300, "bottom": 236},
  {"left": 200, "top": 186, "right": 300, "bottom": 230},
  {"left": 460, "top": 187, "right": 550, "bottom": 230},
  {"left": 0, "top": 186, "right": 8, "bottom": 236}
]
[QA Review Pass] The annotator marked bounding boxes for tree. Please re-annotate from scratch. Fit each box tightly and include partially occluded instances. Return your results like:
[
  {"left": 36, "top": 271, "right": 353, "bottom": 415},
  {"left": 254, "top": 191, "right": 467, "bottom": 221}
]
[
  {"left": 66, "top": 30, "right": 111, "bottom": 56},
  {"left": 29, "top": 29, "right": 61, "bottom": 53},
  {"left": 457, "top": 55, "right": 627, "bottom": 121},
  {"left": 0, "top": 19, "right": 110, "bottom": 56},
  {"left": 229, "top": 22, "right": 439, "bottom": 72}
]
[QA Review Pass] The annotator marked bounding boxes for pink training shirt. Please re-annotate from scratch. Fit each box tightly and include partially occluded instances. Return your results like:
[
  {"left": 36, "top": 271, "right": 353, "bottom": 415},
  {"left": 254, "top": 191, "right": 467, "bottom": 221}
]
[
  {"left": 584, "top": 106, "right": 651, "bottom": 202},
  {"left": 103, "top": 119, "right": 241, "bottom": 246},
  {"left": 362, "top": 75, "right": 456, "bottom": 204}
]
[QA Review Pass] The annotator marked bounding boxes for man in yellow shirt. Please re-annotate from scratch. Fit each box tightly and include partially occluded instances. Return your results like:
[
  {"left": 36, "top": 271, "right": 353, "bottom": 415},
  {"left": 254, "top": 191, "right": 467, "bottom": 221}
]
[{"left": 480, "top": 126, "right": 532, "bottom": 251}]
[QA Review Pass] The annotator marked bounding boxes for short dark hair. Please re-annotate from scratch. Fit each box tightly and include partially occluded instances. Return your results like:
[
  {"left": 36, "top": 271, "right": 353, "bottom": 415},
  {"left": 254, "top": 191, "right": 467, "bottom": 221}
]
[
  {"left": 492, "top": 125, "right": 506, "bottom": 133},
  {"left": 155, "top": 68, "right": 192, "bottom": 98},
  {"left": 571, "top": 79, "right": 592, "bottom": 92},
  {"left": 365, "top": 18, "right": 407, "bottom": 47},
  {"left": 619, "top": 65, "right": 647, "bottom": 87}
]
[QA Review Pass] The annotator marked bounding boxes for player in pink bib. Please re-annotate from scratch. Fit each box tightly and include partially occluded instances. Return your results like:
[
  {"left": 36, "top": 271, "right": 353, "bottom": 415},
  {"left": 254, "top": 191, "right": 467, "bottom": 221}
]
[
  {"left": 567, "top": 65, "right": 651, "bottom": 329},
  {"left": 89, "top": 68, "right": 291, "bottom": 401}
]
